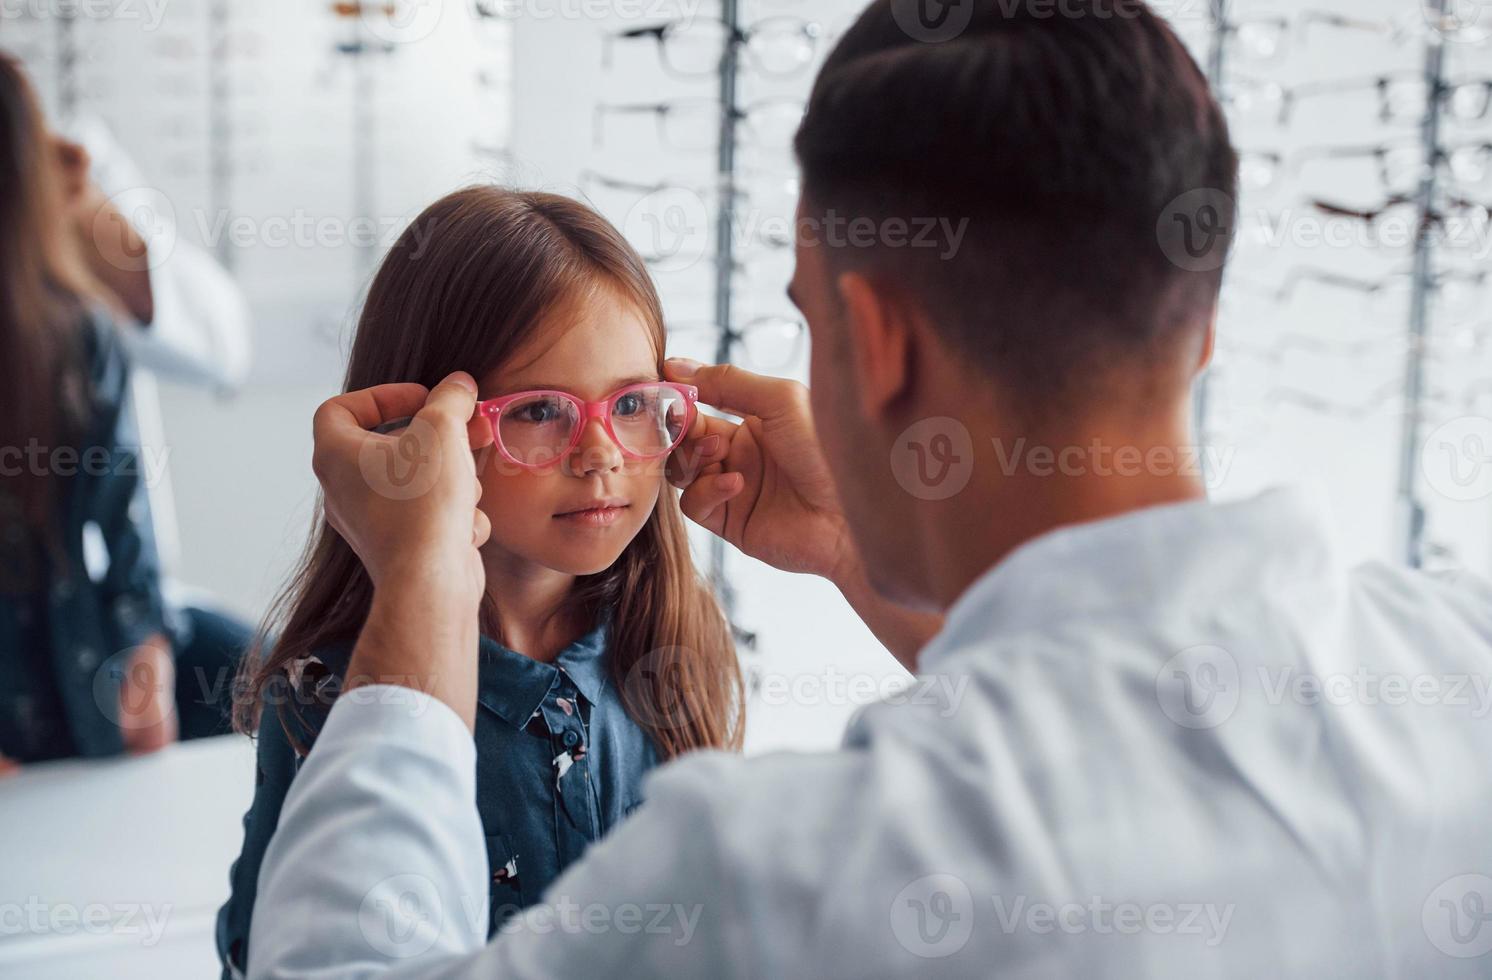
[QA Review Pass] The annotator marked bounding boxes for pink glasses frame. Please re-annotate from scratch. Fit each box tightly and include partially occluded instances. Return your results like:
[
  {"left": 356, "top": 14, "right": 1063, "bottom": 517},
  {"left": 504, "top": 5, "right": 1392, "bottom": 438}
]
[{"left": 477, "top": 381, "right": 699, "bottom": 469}]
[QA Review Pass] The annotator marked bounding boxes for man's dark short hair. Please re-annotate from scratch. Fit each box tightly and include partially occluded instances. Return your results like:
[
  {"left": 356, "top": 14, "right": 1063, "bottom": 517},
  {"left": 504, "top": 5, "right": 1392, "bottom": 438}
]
[{"left": 793, "top": 0, "right": 1239, "bottom": 408}]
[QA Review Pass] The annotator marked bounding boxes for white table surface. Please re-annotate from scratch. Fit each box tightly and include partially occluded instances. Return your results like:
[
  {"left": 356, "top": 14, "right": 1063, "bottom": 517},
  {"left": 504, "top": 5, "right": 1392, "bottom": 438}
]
[{"left": 0, "top": 734, "right": 257, "bottom": 980}]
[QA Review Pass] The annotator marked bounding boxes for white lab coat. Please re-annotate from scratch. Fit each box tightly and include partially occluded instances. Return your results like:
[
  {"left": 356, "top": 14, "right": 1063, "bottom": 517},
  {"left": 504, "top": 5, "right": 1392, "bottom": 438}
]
[{"left": 249, "top": 486, "right": 1492, "bottom": 978}]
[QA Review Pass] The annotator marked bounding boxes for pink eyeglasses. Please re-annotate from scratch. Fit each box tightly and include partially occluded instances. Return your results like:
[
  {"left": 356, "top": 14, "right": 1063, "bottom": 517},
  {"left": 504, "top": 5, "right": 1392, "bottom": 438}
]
[{"left": 477, "top": 381, "right": 698, "bottom": 469}]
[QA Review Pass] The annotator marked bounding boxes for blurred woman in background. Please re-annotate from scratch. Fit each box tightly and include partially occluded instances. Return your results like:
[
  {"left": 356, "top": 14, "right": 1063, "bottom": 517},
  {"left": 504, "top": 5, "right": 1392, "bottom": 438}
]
[{"left": 0, "top": 53, "right": 232, "bottom": 768}]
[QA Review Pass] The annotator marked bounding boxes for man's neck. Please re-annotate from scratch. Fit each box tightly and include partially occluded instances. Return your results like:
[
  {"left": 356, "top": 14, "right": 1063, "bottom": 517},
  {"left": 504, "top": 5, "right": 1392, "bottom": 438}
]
[{"left": 924, "top": 415, "right": 1208, "bottom": 611}]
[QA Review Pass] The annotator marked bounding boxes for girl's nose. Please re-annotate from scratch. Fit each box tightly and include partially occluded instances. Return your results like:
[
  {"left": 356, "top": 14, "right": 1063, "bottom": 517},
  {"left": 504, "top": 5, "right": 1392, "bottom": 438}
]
[{"left": 568, "top": 416, "right": 624, "bottom": 476}]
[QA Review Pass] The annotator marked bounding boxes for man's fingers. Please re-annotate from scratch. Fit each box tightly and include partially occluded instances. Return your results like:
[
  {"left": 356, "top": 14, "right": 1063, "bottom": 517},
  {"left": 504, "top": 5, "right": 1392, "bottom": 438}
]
[
  {"left": 312, "top": 376, "right": 479, "bottom": 492},
  {"left": 473, "top": 508, "right": 492, "bottom": 547},
  {"left": 415, "top": 372, "right": 479, "bottom": 434},
  {"left": 664, "top": 359, "right": 801, "bottom": 422},
  {"left": 312, "top": 373, "right": 474, "bottom": 445},
  {"left": 312, "top": 383, "right": 432, "bottom": 488},
  {"left": 679, "top": 465, "right": 746, "bottom": 527},
  {"left": 317, "top": 383, "right": 431, "bottom": 434},
  {"left": 468, "top": 411, "right": 495, "bottom": 450},
  {"left": 667, "top": 414, "right": 736, "bottom": 486}
]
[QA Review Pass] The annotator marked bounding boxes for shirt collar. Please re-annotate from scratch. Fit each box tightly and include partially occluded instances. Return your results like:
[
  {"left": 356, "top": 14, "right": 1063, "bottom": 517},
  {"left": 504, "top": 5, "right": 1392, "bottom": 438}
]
[
  {"left": 314, "top": 607, "right": 615, "bottom": 730},
  {"left": 919, "top": 485, "right": 1338, "bottom": 673},
  {"left": 553, "top": 605, "right": 614, "bottom": 707},
  {"left": 476, "top": 606, "right": 614, "bottom": 728}
]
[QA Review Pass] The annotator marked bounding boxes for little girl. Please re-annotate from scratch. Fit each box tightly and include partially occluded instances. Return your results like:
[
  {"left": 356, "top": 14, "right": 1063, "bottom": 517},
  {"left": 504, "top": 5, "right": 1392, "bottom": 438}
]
[{"left": 216, "top": 186, "right": 743, "bottom": 978}]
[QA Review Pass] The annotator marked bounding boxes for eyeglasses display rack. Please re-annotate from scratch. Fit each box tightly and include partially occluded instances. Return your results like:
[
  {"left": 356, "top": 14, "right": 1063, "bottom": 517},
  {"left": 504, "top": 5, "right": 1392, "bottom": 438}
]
[{"left": 1199, "top": 0, "right": 1492, "bottom": 571}]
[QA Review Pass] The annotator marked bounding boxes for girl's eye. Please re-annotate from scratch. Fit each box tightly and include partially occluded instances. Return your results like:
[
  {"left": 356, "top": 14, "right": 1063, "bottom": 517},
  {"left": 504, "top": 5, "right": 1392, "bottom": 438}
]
[
  {"left": 514, "top": 398, "right": 567, "bottom": 424},
  {"left": 614, "top": 392, "right": 652, "bottom": 418}
]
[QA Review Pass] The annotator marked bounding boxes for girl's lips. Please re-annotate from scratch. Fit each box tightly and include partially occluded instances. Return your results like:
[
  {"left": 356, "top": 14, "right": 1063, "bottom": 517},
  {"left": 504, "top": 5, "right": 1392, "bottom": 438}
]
[{"left": 554, "top": 505, "right": 629, "bottom": 527}]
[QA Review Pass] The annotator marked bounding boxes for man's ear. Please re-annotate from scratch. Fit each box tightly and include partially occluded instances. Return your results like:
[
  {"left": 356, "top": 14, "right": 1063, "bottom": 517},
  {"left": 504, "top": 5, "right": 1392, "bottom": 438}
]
[{"left": 836, "top": 270, "right": 913, "bottom": 423}]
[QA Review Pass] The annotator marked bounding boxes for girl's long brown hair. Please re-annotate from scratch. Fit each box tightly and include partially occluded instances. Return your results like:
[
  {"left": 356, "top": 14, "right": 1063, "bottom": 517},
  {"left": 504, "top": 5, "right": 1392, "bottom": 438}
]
[
  {"left": 0, "top": 55, "right": 99, "bottom": 534},
  {"left": 234, "top": 186, "right": 743, "bottom": 758}
]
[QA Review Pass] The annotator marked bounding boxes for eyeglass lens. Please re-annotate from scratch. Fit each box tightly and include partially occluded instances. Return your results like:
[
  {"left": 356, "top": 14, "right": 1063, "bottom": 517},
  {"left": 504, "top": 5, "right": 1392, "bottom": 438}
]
[{"left": 495, "top": 385, "right": 690, "bottom": 465}]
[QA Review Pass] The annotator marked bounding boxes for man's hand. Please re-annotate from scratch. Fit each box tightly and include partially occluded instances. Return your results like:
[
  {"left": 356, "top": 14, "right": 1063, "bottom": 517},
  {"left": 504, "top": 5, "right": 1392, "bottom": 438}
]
[
  {"left": 663, "top": 360, "right": 854, "bottom": 582},
  {"left": 311, "top": 373, "right": 491, "bottom": 729},
  {"left": 663, "top": 359, "right": 943, "bottom": 669},
  {"left": 311, "top": 373, "right": 490, "bottom": 605}
]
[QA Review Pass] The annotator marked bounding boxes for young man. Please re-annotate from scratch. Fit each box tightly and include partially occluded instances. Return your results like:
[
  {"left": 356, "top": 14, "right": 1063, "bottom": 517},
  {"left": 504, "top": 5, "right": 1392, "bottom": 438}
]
[{"left": 248, "top": 2, "right": 1492, "bottom": 976}]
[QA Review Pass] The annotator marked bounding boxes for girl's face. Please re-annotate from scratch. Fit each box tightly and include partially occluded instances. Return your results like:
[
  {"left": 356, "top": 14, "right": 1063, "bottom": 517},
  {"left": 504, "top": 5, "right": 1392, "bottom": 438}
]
[{"left": 472, "top": 286, "right": 667, "bottom": 577}]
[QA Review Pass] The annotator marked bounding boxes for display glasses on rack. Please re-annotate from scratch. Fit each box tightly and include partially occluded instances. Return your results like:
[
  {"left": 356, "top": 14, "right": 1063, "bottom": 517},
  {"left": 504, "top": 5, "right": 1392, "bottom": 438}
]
[
  {"left": 1202, "top": 0, "right": 1492, "bottom": 569},
  {"left": 582, "top": 0, "right": 863, "bottom": 634},
  {"left": 603, "top": 16, "right": 830, "bottom": 79},
  {"left": 1226, "top": 71, "right": 1492, "bottom": 127},
  {"left": 1225, "top": 266, "right": 1490, "bottom": 321},
  {"left": 1310, "top": 191, "right": 1491, "bottom": 249},
  {"left": 592, "top": 96, "right": 805, "bottom": 153},
  {"left": 665, "top": 315, "right": 807, "bottom": 372}
]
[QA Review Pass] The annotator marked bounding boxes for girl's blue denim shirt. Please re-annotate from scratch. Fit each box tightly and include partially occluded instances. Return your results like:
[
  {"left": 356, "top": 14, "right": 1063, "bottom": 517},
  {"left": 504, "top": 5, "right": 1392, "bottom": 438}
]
[
  {"left": 0, "top": 309, "right": 168, "bottom": 762},
  {"left": 215, "top": 606, "right": 659, "bottom": 979}
]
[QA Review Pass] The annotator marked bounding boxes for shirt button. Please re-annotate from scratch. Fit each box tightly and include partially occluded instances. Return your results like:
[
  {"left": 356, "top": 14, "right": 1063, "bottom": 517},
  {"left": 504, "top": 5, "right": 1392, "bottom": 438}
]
[
  {"left": 562, "top": 729, "right": 580, "bottom": 749},
  {"left": 77, "top": 646, "right": 100, "bottom": 671}
]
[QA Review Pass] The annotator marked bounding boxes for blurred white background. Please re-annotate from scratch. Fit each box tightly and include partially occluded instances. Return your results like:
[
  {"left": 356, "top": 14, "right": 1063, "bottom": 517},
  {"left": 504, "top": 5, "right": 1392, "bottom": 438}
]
[{"left": 1, "top": 0, "right": 1490, "bottom": 975}]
